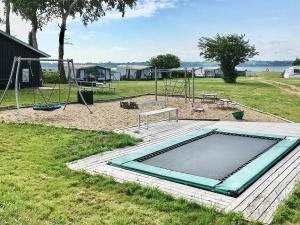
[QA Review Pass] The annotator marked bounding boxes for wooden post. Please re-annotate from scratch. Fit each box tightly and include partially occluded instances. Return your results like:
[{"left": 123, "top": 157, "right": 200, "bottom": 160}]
[
  {"left": 184, "top": 69, "right": 187, "bottom": 103},
  {"left": 15, "top": 57, "right": 22, "bottom": 121},
  {"left": 192, "top": 68, "right": 195, "bottom": 104},
  {"left": 0, "top": 57, "right": 17, "bottom": 105},
  {"left": 155, "top": 68, "right": 158, "bottom": 101}
]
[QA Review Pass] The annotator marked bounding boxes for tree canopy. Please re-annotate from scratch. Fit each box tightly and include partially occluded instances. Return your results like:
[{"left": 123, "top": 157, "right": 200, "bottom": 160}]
[
  {"left": 149, "top": 54, "right": 181, "bottom": 69},
  {"left": 11, "top": 0, "right": 52, "bottom": 48},
  {"left": 292, "top": 57, "right": 300, "bottom": 66},
  {"left": 48, "top": 0, "right": 137, "bottom": 82},
  {"left": 198, "top": 34, "right": 258, "bottom": 83}
]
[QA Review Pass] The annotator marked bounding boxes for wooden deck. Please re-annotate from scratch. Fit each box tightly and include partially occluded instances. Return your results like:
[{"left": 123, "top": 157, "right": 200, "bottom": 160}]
[{"left": 67, "top": 120, "right": 300, "bottom": 224}]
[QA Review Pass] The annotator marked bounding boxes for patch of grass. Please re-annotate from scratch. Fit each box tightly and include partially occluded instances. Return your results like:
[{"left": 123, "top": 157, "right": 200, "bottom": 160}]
[
  {"left": 273, "top": 184, "right": 300, "bottom": 225},
  {"left": 0, "top": 123, "right": 261, "bottom": 225}
]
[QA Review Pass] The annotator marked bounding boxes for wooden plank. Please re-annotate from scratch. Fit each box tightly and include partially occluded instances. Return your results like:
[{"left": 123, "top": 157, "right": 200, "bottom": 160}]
[
  {"left": 250, "top": 169, "right": 300, "bottom": 223},
  {"left": 226, "top": 146, "right": 300, "bottom": 212},
  {"left": 86, "top": 163, "right": 233, "bottom": 209},
  {"left": 68, "top": 120, "right": 300, "bottom": 224},
  {"left": 243, "top": 157, "right": 300, "bottom": 220},
  {"left": 259, "top": 172, "right": 300, "bottom": 224}
]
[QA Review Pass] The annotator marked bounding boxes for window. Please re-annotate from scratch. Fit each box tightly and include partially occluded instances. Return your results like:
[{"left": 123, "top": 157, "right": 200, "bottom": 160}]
[{"left": 22, "top": 68, "right": 30, "bottom": 82}]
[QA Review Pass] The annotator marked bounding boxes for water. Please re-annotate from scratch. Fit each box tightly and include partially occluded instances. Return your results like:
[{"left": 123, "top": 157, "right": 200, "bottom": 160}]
[
  {"left": 236, "top": 66, "right": 289, "bottom": 72},
  {"left": 41, "top": 64, "right": 290, "bottom": 73}
]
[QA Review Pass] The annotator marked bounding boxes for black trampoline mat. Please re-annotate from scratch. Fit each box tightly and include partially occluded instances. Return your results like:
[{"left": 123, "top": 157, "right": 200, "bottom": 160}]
[{"left": 140, "top": 133, "right": 278, "bottom": 180}]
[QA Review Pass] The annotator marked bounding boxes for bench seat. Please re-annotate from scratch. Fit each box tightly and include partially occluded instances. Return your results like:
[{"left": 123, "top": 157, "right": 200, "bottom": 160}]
[
  {"left": 137, "top": 101, "right": 179, "bottom": 129},
  {"left": 139, "top": 107, "right": 178, "bottom": 116}
]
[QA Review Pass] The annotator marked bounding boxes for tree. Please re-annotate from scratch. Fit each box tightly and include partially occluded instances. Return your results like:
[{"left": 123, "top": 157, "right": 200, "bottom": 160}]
[
  {"left": 198, "top": 34, "right": 258, "bottom": 83},
  {"left": 292, "top": 57, "right": 300, "bottom": 66},
  {"left": 11, "top": 0, "right": 52, "bottom": 49},
  {"left": 49, "top": 0, "right": 136, "bottom": 83},
  {"left": 2, "top": 0, "right": 11, "bottom": 34},
  {"left": 149, "top": 54, "right": 181, "bottom": 69}
]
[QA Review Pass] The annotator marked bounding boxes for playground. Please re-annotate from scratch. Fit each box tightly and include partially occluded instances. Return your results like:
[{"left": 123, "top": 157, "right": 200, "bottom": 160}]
[{"left": 0, "top": 95, "right": 285, "bottom": 130}]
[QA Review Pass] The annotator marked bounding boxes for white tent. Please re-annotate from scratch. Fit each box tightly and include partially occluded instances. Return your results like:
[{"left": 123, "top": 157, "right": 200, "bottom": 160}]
[{"left": 283, "top": 66, "right": 300, "bottom": 78}]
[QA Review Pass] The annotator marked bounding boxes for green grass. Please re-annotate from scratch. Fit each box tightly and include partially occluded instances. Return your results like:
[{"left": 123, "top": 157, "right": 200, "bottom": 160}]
[
  {"left": 1, "top": 72, "right": 300, "bottom": 224},
  {"left": 1, "top": 73, "right": 300, "bottom": 121},
  {"left": 257, "top": 71, "right": 300, "bottom": 88},
  {"left": 192, "top": 77, "right": 300, "bottom": 122},
  {"left": 273, "top": 184, "right": 300, "bottom": 225},
  {"left": 0, "top": 123, "right": 260, "bottom": 225}
]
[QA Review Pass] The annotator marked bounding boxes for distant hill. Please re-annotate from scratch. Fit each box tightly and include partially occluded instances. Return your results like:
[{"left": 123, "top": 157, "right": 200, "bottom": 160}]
[{"left": 41, "top": 60, "right": 293, "bottom": 70}]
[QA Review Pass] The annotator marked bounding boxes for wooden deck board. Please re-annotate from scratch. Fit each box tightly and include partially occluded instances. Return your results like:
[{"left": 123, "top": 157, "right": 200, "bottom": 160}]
[
  {"left": 226, "top": 146, "right": 300, "bottom": 213},
  {"left": 244, "top": 157, "right": 300, "bottom": 220},
  {"left": 67, "top": 121, "right": 300, "bottom": 224}
]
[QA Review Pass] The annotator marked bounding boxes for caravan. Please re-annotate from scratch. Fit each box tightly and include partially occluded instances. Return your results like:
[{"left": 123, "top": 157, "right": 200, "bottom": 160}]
[{"left": 283, "top": 66, "right": 300, "bottom": 78}]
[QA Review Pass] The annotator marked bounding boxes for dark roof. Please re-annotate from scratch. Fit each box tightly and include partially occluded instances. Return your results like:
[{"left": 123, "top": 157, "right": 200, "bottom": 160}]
[
  {"left": 77, "top": 65, "right": 111, "bottom": 70},
  {"left": 0, "top": 29, "right": 50, "bottom": 58}
]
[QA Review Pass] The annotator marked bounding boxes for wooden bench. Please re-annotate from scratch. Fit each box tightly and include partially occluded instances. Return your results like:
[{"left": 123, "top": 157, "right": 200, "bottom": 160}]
[
  {"left": 201, "top": 93, "right": 218, "bottom": 103},
  {"left": 138, "top": 100, "right": 179, "bottom": 129}
]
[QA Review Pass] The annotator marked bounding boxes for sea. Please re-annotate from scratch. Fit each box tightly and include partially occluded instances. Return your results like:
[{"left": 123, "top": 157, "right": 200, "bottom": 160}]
[
  {"left": 236, "top": 66, "right": 288, "bottom": 72},
  {"left": 41, "top": 64, "right": 290, "bottom": 73}
]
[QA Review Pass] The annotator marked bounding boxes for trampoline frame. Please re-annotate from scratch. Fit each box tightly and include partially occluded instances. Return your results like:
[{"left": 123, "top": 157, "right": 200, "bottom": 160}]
[{"left": 110, "top": 128, "right": 300, "bottom": 197}]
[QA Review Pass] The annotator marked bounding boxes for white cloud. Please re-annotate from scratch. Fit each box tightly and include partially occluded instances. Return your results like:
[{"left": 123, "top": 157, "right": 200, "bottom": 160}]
[
  {"left": 105, "top": 0, "right": 177, "bottom": 19},
  {"left": 0, "top": 0, "right": 177, "bottom": 41},
  {"left": 0, "top": 5, "right": 31, "bottom": 41}
]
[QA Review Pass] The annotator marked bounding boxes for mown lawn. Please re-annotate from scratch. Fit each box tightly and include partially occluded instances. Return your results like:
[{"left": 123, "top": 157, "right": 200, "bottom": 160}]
[
  {"left": 1, "top": 73, "right": 300, "bottom": 121},
  {"left": 0, "top": 123, "right": 262, "bottom": 225},
  {"left": 257, "top": 72, "right": 300, "bottom": 88},
  {"left": 1, "top": 72, "right": 300, "bottom": 224}
]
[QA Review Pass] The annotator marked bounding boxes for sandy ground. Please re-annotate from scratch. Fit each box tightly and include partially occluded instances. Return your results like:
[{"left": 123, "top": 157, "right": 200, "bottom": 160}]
[{"left": 0, "top": 95, "right": 286, "bottom": 131}]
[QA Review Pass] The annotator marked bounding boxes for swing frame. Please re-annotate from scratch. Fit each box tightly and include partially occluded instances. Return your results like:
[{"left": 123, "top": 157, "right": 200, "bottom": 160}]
[
  {"left": 152, "top": 67, "right": 203, "bottom": 104},
  {"left": 0, "top": 57, "right": 92, "bottom": 121}
]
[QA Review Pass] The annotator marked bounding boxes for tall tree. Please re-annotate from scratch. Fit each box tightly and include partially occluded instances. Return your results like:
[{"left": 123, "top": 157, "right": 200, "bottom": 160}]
[
  {"left": 12, "top": 0, "right": 52, "bottom": 49},
  {"left": 149, "top": 54, "right": 181, "bottom": 69},
  {"left": 49, "top": 0, "right": 136, "bottom": 83},
  {"left": 198, "top": 34, "right": 258, "bottom": 83},
  {"left": 2, "top": 0, "right": 11, "bottom": 34},
  {"left": 292, "top": 57, "right": 300, "bottom": 66}
]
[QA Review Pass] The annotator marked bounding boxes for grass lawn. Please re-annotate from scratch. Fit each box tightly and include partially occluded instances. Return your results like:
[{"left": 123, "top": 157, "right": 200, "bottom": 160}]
[
  {"left": 1, "top": 72, "right": 300, "bottom": 224},
  {"left": 0, "top": 123, "right": 263, "bottom": 225},
  {"left": 257, "top": 72, "right": 300, "bottom": 88},
  {"left": 1, "top": 72, "right": 300, "bottom": 122}
]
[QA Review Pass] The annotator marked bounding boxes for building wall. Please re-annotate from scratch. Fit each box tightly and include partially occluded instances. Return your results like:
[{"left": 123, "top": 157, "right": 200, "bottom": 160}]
[
  {"left": 76, "top": 67, "right": 111, "bottom": 81},
  {"left": 0, "top": 34, "right": 43, "bottom": 88},
  {"left": 117, "top": 66, "right": 154, "bottom": 80}
]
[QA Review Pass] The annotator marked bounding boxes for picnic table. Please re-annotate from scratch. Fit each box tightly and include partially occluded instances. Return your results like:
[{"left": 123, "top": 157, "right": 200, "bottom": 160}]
[
  {"left": 201, "top": 93, "right": 218, "bottom": 102},
  {"left": 217, "top": 98, "right": 237, "bottom": 109}
]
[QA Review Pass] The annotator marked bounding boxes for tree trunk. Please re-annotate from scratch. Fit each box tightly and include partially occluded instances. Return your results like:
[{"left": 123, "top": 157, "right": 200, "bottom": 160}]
[
  {"left": 31, "top": 16, "right": 39, "bottom": 49},
  {"left": 58, "top": 17, "right": 68, "bottom": 83},
  {"left": 4, "top": 0, "right": 10, "bottom": 34}
]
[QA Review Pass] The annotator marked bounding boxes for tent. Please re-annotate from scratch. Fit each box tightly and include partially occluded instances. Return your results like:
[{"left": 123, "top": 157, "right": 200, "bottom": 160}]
[{"left": 283, "top": 66, "right": 300, "bottom": 78}]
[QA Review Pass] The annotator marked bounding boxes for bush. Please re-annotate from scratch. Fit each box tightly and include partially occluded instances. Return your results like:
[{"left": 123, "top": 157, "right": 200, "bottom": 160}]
[{"left": 42, "top": 71, "right": 60, "bottom": 84}]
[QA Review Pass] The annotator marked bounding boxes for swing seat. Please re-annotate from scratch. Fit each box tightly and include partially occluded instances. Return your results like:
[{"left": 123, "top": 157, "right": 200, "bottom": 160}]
[{"left": 33, "top": 103, "right": 62, "bottom": 111}]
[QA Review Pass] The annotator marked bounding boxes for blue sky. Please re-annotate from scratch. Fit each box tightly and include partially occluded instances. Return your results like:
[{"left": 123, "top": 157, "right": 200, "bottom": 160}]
[{"left": 1, "top": 0, "right": 300, "bottom": 62}]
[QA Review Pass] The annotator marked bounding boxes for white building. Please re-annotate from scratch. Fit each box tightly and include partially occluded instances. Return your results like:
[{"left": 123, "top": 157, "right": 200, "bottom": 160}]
[{"left": 117, "top": 65, "right": 154, "bottom": 80}]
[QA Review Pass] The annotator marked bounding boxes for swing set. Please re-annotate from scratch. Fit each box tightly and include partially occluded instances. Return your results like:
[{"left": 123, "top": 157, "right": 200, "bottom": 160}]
[{"left": 0, "top": 57, "right": 92, "bottom": 120}]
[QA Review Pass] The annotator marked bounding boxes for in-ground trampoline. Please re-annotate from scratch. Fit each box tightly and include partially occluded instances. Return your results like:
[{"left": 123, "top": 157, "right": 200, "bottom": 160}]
[{"left": 110, "top": 128, "right": 300, "bottom": 197}]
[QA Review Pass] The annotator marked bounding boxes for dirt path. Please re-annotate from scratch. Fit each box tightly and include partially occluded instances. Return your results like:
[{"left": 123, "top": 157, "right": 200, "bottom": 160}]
[{"left": 257, "top": 78, "right": 300, "bottom": 97}]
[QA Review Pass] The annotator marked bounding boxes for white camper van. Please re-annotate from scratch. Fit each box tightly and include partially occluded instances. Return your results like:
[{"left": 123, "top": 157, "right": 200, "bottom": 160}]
[{"left": 283, "top": 66, "right": 300, "bottom": 78}]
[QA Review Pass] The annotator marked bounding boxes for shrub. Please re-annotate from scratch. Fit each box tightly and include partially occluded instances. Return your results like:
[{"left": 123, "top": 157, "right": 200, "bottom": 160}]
[{"left": 42, "top": 71, "right": 60, "bottom": 84}]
